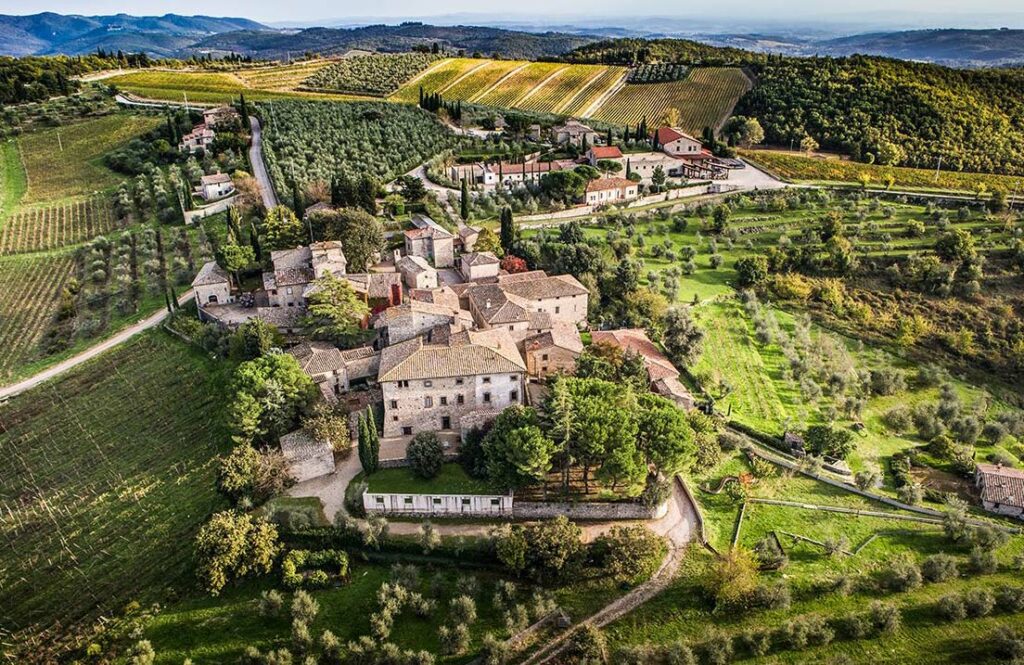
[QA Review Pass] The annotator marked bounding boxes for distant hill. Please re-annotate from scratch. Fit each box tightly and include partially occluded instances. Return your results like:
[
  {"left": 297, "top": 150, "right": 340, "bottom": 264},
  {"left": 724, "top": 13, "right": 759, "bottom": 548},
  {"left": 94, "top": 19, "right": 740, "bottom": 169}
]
[
  {"left": 818, "top": 29, "right": 1024, "bottom": 67},
  {"left": 189, "top": 22, "right": 600, "bottom": 60},
  {"left": 0, "top": 12, "right": 266, "bottom": 57}
]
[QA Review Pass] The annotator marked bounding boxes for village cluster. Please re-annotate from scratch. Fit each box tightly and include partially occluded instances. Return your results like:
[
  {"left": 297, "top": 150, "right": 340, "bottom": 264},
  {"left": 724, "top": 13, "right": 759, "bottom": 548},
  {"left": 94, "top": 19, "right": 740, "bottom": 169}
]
[{"left": 191, "top": 208, "right": 695, "bottom": 508}]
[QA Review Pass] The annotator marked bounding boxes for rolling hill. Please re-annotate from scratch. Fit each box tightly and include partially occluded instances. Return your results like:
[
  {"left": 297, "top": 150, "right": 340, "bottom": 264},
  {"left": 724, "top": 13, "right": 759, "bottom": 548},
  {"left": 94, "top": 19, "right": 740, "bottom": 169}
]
[{"left": 0, "top": 12, "right": 266, "bottom": 57}]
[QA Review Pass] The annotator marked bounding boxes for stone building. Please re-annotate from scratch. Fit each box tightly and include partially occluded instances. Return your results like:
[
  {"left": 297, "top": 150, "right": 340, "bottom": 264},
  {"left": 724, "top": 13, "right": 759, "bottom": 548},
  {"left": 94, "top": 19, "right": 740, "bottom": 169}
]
[
  {"left": 289, "top": 341, "right": 380, "bottom": 398},
  {"left": 976, "top": 463, "right": 1024, "bottom": 518},
  {"left": 404, "top": 214, "right": 454, "bottom": 268},
  {"left": 196, "top": 173, "right": 235, "bottom": 201},
  {"left": 456, "top": 226, "right": 481, "bottom": 253},
  {"left": 552, "top": 119, "right": 598, "bottom": 147},
  {"left": 591, "top": 328, "right": 695, "bottom": 409},
  {"left": 521, "top": 322, "right": 584, "bottom": 378},
  {"left": 191, "top": 261, "right": 233, "bottom": 310},
  {"left": 397, "top": 255, "right": 438, "bottom": 290},
  {"left": 264, "top": 241, "right": 347, "bottom": 309},
  {"left": 280, "top": 429, "right": 335, "bottom": 483},
  {"left": 585, "top": 177, "right": 639, "bottom": 206},
  {"left": 378, "top": 328, "right": 526, "bottom": 437},
  {"left": 373, "top": 299, "right": 473, "bottom": 346},
  {"left": 459, "top": 251, "right": 500, "bottom": 282}
]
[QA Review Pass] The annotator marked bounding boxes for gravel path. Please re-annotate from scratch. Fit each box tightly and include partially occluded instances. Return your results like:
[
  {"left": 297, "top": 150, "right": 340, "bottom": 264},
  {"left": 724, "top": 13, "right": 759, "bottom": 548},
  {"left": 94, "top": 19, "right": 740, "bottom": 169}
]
[{"left": 248, "top": 115, "right": 279, "bottom": 209}]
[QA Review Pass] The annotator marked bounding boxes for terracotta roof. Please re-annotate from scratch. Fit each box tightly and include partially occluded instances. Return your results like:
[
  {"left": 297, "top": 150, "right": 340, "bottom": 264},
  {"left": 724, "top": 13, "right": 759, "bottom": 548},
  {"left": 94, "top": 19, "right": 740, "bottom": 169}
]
[
  {"left": 656, "top": 126, "right": 699, "bottom": 145},
  {"left": 977, "top": 463, "right": 1024, "bottom": 508},
  {"left": 289, "top": 341, "right": 345, "bottom": 375},
  {"left": 589, "top": 146, "right": 623, "bottom": 160},
  {"left": 375, "top": 299, "right": 470, "bottom": 325},
  {"left": 591, "top": 328, "right": 680, "bottom": 382},
  {"left": 410, "top": 286, "right": 462, "bottom": 310},
  {"left": 462, "top": 251, "right": 500, "bottom": 266},
  {"left": 653, "top": 376, "right": 695, "bottom": 407},
  {"left": 378, "top": 331, "right": 526, "bottom": 382},
  {"left": 586, "top": 177, "right": 636, "bottom": 193},
  {"left": 397, "top": 255, "right": 435, "bottom": 274},
  {"left": 340, "top": 345, "right": 378, "bottom": 362},
  {"left": 271, "top": 246, "right": 312, "bottom": 269},
  {"left": 201, "top": 173, "right": 232, "bottom": 185},
  {"left": 493, "top": 161, "right": 566, "bottom": 176},
  {"left": 465, "top": 284, "right": 531, "bottom": 325},
  {"left": 523, "top": 322, "right": 583, "bottom": 354},
  {"left": 553, "top": 119, "right": 594, "bottom": 134},
  {"left": 458, "top": 226, "right": 481, "bottom": 239},
  {"left": 499, "top": 274, "right": 588, "bottom": 300},
  {"left": 275, "top": 266, "right": 315, "bottom": 287},
  {"left": 344, "top": 272, "right": 402, "bottom": 300},
  {"left": 192, "top": 260, "right": 230, "bottom": 286},
  {"left": 406, "top": 214, "right": 453, "bottom": 239}
]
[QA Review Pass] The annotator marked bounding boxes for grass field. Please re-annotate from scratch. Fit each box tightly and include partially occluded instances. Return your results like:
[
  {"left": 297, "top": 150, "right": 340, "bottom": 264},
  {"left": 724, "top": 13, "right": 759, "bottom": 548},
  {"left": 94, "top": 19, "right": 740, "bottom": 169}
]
[
  {"left": 17, "top": 114, "right": 161, "bottom": 203},
  {"left": 0, "top": 252, "right": 75, "bottom": 380},
  {"left": 0, "top": 139, "right": 26, "bottom": 221},
  {"left": 0, "top": 332, "right": 230, "bottom": 659},
  {"left": 108, "top": 70, "right": 369, "bottom": 105},
  {"left": 0, "top": 196, "right": 121, "bottom": 255},
  {"left": 364, "top": 464, "right": 501, "bottom": 495},
  {"left": 591, "top": 67, "right": 753, "bottom": 133},
  {"left": 389, "top": 57, "right": 630, "bottom": 119},
  {"left": 744, "top": 149, "right": 1024, "bottom": 195}
]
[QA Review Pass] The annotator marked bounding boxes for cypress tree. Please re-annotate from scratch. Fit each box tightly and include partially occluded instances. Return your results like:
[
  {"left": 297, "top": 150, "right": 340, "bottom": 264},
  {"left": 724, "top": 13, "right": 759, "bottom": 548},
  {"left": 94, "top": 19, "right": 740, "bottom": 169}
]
[
  {"left": 499, "top": 206, "right": 516, "bottom": 254},
  {"left": 357, "top": 411, "right": 370, "bottom": 474},
  {"left": 368, "top": 411, "right": 380, "bottom": 472},
  {"left": 239, "top": 93, "right": 250, "bottom": 129},
  {"left": 249, "top": 219, "right": 262, "bottom": 261},
  {"left": 292, "top": 181, "right": 305, "bottom": 219},
  {"left": 460, "top": 177, "right": 470, "bottom": 220}
]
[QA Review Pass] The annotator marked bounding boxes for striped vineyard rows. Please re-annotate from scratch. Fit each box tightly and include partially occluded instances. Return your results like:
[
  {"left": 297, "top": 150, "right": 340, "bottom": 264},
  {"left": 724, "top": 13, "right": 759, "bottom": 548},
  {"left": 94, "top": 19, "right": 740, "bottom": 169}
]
[
  {"left": 0, "top": 197, "right": 120, "bottom": 256},
  {"left": 0, "top": 253, "right": 75, "bottom": 378}
]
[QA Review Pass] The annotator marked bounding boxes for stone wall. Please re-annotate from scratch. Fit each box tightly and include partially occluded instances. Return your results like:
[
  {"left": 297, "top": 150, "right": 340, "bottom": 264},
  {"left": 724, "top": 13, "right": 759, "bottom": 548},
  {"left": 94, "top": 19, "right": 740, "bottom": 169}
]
[{"left": 513, "top": 498, "right": 668, "bottom": 521}]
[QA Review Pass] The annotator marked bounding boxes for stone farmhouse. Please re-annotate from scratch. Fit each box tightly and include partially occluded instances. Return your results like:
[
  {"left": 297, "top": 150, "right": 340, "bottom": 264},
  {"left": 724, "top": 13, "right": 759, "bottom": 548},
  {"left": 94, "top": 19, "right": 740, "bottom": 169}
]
[
  {"left": 456, "top": 226, "right": 481, "bottom": 253},
  {"left": 976, "top": 463, "right": 1024, "bottom": 519},
  {"left": 552, "top": 119, "right": 598, "bottom": 147},
  {"left": 586, "top": 177, "right": 639, "bottom": 205},
  {"left": 378, "top": 327, "right": 527, "bottom": 437},
  {"left": 521, "top": 321, "right": 584, "bottom": 378},
  {"left": 203, "top": 105, "right": 241, "bottom": 128},
  {"left": 591, "top": 328, "right": 696, "bottom": 409},
  {"left": 280, "top": 429, "right": 335, "bottom": 483},
  {"left": 586, "top": 146, "right": 625, "bottom": 166},
  {"left": 180, "top": 124, "right": 215, "bottom": 153},
  {"left": 459, "top": 272, "right": 589, "bottom": 336},
  {"left": 373, "top": 299, "right": 474, "bottom": 346},
  {"left": 264, "top": 241, "right": 347, "bottom": 308},
  {"left": 288, "top": 341, "right": 380, "bottom": 400},
  {"left": 404, "top": 214, "right": 454, "bottom": 268},
  {"left": 196, "top": 173, "right": 235, "bottom": 201}
]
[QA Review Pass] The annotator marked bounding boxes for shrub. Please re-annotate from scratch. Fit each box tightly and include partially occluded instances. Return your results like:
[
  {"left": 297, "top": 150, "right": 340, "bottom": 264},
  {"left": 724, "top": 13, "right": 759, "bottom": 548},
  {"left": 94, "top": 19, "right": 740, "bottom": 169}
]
[
  {"left": 593, "top": 525, "right": 664, "bottom": 584},
  {"left": 753, "top": 534, "right": 788, "bottom": 571},
  {"left": 882, "top": 407, "right": 913, "bottom": 433},
  {"left": 994, "top": 626, "right": 1024, "bottom": 661},
  {"left": 282, "top": 549, "right": 349, "bottom": 590},
  {"left": 292, "top": 589, "right": 320, "bottom": 624},
  {"left": 439, "top": 624, "right": 471, "bottom": 655},
  {"left": 700, "top": 631, "right": 734, "bottom": 665},
  {"left": 407, "top": 432, "right": 445, "bottom": 479},
  {"left": 565, "top": 624, "right": 607, "bottom": 664},
  {"left": 803, "top": 614, "right": 835, "bottom": 646},
  {"left": 450, "top": 595, "right": 477, "bottom": 625},
  {"left": 969, "top": 545, "right": 999, "bottom": 574},
  {"left": 898, "top": 483, "right": 924, "bottom": 505},
  {"left": 964, "top": 588, "right": 996, "bottom": 617},
  {"left": 703, "top": 547, "right": 760, "bottom": 610},
  {"left": 195, "top": 510, "right": 280, "bottom": 595},
  {"left": 776, "top": 618, "right": 810, "bottom": 650},
  {"left": 996, "top": 585, "right": 1024, "bottom": 613},
  {"left": 868, "top": 601, "right": 902, "bottom": 634},
  {"left": 480, "top": 632, "right": 511, "bottom": 665},
  {"left": 752, "top": 580, "right": 792, "bottom": 610},
  {"left": 937, "top": 594, "right": 966, "bottom": 621},
  {"left": 259, "top": 589, "right": 285, "bottom": 617},
  {"left": 738, "top": 628, "right": 772, "bottom": 657},
  {"left": 128, "top": 640, "right": 155, "bottom": 665},
  {"left": 921, "top": 553, "right": 959, "bottom": 582},
  {"left": 837, "top": 612, "right": 871, "bottom": 639},
  {"left": 882, "top": 557, "right": 922, "bottom": 592}
]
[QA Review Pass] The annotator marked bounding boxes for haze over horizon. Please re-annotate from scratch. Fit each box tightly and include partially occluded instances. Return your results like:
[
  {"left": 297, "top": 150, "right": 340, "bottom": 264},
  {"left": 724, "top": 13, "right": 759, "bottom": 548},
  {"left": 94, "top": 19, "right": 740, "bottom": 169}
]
[{"left": 2, "top": 0, "right": 1024, "bottom": 30}]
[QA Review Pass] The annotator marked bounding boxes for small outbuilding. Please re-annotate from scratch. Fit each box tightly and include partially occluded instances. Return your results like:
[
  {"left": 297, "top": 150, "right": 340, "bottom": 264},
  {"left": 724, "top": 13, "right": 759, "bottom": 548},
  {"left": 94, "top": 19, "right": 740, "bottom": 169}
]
[{"left": 280, "top": 429, "right": 335, "bottom": 483}]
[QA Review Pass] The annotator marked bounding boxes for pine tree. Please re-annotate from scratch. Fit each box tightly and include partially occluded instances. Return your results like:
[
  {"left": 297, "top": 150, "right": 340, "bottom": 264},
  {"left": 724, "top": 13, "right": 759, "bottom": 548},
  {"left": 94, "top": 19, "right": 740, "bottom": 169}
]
[{"left": 460, "top": 178, "right": 470, "bottom": 221}]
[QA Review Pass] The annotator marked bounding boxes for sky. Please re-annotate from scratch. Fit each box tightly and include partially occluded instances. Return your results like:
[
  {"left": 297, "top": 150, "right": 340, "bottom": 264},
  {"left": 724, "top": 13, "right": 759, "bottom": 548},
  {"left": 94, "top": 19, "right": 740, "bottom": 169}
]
[{"left": 2, "top": 0, "right": 1023, "bottom": 26}]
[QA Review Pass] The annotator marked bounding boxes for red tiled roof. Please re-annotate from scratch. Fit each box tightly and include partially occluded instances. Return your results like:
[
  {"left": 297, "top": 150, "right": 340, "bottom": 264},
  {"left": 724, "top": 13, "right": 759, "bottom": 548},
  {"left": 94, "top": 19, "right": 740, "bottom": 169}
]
[
  {"left": 591, "top": 328, "right": 680, "bottom": 382},
  {"left": 656, "top": 126, "right": 699, "bottom": 145},
  {"left": 586, "top": 177, "right": 636, "bottom": 193},
  {"left": 588, "top": 146, "right": 623, "bottom": 160}
]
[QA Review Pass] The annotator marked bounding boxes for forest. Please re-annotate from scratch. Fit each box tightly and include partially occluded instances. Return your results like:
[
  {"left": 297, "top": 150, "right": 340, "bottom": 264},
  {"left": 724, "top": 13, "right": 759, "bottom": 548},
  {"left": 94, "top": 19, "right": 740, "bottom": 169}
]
[
  {"left": 0, "top": 53, "right": 152, "bottom": 105},
  {"left": 563, "top": 38, "right": 761, "bottom": 66},
  {"left": 736, "top": 55, "right": 1024, "bottom": 176}
]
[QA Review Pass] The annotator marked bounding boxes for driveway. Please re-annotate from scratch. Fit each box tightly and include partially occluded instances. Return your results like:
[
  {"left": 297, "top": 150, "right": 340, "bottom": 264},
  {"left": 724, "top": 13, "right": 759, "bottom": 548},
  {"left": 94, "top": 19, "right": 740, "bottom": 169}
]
[
  {"left": 0, "top": 292, "right": 194, "bottom": 401},
  {"left": 248, "top": 115, "right": 279, "bottom": 209}
]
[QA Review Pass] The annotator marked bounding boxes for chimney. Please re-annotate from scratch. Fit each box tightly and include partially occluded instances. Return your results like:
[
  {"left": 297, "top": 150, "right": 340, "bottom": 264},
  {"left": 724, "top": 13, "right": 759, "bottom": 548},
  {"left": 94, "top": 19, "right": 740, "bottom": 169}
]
[
  {"left": 393, "top": 249, "right": 401, "bottom": 264},
  {"left": 486, "top": 299, "right": 491, "bottom": 309}
]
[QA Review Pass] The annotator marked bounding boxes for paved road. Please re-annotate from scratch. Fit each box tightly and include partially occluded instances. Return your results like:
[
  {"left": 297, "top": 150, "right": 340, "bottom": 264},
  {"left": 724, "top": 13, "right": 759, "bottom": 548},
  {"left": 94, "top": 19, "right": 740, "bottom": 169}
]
[
  {"left": 0, "top": 292, "right": 194, "bottom": 401},
  {"left": 249, "top": 115, "right": 279, "bottom": 209}
]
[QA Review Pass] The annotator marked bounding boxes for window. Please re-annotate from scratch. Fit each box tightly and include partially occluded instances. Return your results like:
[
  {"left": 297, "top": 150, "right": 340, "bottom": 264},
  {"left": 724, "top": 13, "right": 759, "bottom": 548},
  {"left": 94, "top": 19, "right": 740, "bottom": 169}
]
[
  {"left": 440, "top": 396, "right": 448, "bottom": 406},
  {"left": 455, "top": 378, "right": 464, "bottom": 385},
  {"left": 402, "top": 426, "right": 413, "bottom": 436},
  {"left": 398, "top": 380, "right": 409, "bottom": 388},
  {"left": 404, "top": 497, "right": 413, "bottom": 504},
  {"left": 442, "top": 416, "right": 451, "bottom": 430},
  {"left": 509, "top": 375, "right": 517, "bottom": 381},
  {"left": 555, "top": 306, "right": 560, "bottom": 314},
  {"left": 286, "top": 287, "right": 293, "bottom": 295},
  {"left": 424, "top": 396, "right": 433, "bottom": 407},
  {"left": 482, "top": 376, "right": 491, "bottom": 384},
  {"left": 457, "top": 395, "right": 464, "bottom": 405},
  {"left": 542, "top": 354, "right": 549, "bottom": 361},
  {"left": 510, "top": 390, "right": 519, "bottom": 402},
  {"left": 542, "top": 366, "right": 548, "bottom": 373},
  {"left": 433, "top": 498, "right": 442, "bottom": 505},
  {"left": 491, "top": 498, "right": 501, "bottom": 506},
  {"left": 424, "top": 380, "right": 432, "bottom": 387},
  {"left": 208, "top": 294, "right": 218, "bottom": 303},
  {"left": 390, "top": 400, "right": 397, "bottom": 409},
  {"left": 462, "top": 498, "right": 471, "bottom": 506},
  {"left": 392, "top": 416, "right": 398, "bottom": 422},
  {"left": 483, "top": 392, "right": 491, "bottom": 404},
  {"left": 376, "top": 496, "right": 385, "bottom": 504}
]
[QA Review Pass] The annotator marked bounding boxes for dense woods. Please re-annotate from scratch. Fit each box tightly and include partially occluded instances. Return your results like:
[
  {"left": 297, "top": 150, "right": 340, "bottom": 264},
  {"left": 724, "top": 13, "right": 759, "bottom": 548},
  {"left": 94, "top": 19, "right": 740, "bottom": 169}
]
[
  {"left": 303, "top": 53, "right": 442, "bottom": 95},
  {"left": 738, "top": 55, "right": 1024, "bottom": 175},
  {"left": 564, "top": 38, "right": 760, "bottom": 66},
  {"left": 0, "top": 53, "right": 151, "bottom": 106}
]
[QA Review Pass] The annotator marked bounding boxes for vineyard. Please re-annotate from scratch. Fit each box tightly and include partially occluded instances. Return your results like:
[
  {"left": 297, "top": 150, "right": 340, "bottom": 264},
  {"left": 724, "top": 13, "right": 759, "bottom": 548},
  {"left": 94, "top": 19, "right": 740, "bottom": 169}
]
[
  {"left": 0, "top": 252, "right": 75, "bottom": 380},
  {"left": 303, "top": 53, "right": 443, "bottom": 96},
  {"left": 626, "top": 63, "right": 690, "bottom": 84},
  {"left": 235, "top": 59, "right": 333, "bottom": 91},
  {"left": 0, "top": 332, "right": 230, "bottom": 660},
  {"left": 591, "top": 67, "right": 753, "bottom": 134},
  {"left": 105, "top": 70, "right": 366, "bottom": 105},
  {"left": 18, "top": 114, "right": 162, "bottom": 203},
  {"left": 0, "top": 139, "right": 26, "bottom": 221},
  {"left": 0, "top": 197, "right": 120, "bottom": 255},
  {"left": 389, "top": 57, "right": 629, "bottom": 116},
  {"left": 258, "top": 99, "right": 462, "bottom": 190}
]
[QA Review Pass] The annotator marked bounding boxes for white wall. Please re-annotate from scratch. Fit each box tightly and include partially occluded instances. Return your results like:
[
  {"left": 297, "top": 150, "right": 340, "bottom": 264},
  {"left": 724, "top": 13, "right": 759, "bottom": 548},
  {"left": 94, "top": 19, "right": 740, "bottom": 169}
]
[{"left": 364, "top": 492, "right": 513, "bottom": 515}]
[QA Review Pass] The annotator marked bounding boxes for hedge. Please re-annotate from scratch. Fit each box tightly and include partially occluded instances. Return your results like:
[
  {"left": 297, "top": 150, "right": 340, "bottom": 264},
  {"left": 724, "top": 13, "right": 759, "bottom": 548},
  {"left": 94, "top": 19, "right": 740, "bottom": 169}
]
[{"left": 281, "top": 549, "right": 349, "bottom": 590}]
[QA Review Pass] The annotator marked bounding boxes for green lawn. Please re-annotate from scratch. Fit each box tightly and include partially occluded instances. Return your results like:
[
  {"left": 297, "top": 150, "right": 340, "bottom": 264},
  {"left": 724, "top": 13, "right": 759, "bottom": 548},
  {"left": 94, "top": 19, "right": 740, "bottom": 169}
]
[
  {"left": 0, "top": 138, "right": 26, "bottom": 220},
  {"left": 0, "top": 331, "right": 230, "bottom": 660},
  {"left": 17, "top": 114, "right": 161, "bottom": 203},
  {"left": 365, "top": 464, "right": 503, "bottom": 496}
]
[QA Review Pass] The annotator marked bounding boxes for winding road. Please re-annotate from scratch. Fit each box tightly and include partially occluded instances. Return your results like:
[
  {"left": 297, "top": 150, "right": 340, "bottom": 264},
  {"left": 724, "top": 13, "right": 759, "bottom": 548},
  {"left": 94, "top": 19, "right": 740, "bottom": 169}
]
[{"left": 249, "top": 115, "right": 279, "bottom": 209}]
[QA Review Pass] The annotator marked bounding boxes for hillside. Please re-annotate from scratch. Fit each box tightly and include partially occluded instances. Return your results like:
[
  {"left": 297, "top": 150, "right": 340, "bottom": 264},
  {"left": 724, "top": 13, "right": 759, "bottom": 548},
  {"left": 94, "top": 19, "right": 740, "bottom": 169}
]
[
  {"left": 189, "top": 22, "right": 600, "bottom": 60},
  {"left": 820, "top": 28, "right": 1024, "bottom": 67},
  {"left": 0, "top": 12, "right": 266, "bottom": 56}
]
